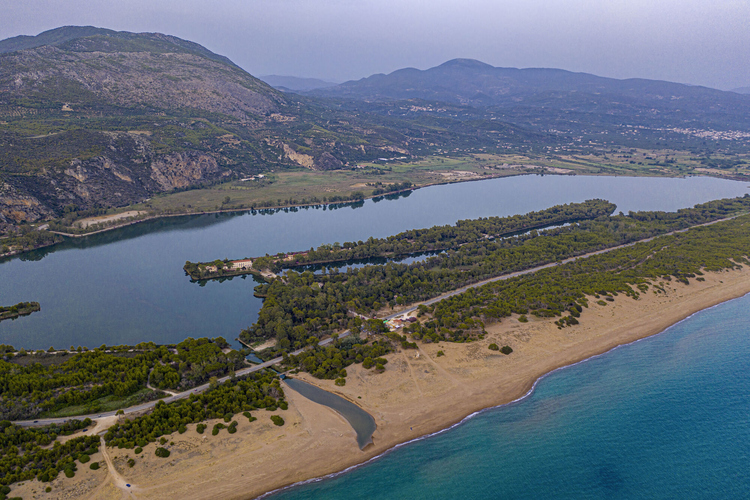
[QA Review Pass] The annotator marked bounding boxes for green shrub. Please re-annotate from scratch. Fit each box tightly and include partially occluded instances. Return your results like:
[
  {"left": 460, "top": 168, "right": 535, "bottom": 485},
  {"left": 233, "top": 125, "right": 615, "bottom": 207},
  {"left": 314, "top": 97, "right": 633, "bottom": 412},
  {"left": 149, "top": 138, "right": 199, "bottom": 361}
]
[
  {"left": 46, "top": 486, "right": 52, "bottom": 493},
  {"left": 159, "top": 437, "right": 167, "bottom": 445},
  {"left": 90, "top": 462, "right": 100, "bottom": 470},
  {"left": 270, "top": 415, "right": 285, "bottom": 426},
  {"left": 436, "top": 350, "right": 445, "bottom": 357},
  {"left": 518, "top": 315, "right": 528, "bottom": 323},
  {"left": 196, "top": 423, "right": 207, "bottom": 434},
  {"left": 500, "top": 346, "right": 513, "bottom": 355},
  {"left": 128, "top": 459, "right": 135, "bottom": 468},
  {"left": 64, "top": 468, "right": 75, "bottom": 478},
  {"left": 488, "top": 343, "right": 499, "bottom": 351},
  {"left": 335, "top": 377, "right": 346, "bottom": 386},
  {"left": 78, "top": 453, "right": 90, "bottom": 463},
  {"left": 279, "top": 401, "right": 288, "bottom": 410},
  {"left": 155, "top": 447, "right": 170, "bottom": 458},
  {"left": 134, "top": 447, "right": 143, "bottom": 454}
]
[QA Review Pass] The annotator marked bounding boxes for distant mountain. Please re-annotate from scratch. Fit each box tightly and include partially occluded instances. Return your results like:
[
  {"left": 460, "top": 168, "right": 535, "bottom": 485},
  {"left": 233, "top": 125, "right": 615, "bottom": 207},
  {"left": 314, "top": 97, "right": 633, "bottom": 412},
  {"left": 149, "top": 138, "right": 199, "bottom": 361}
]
[
  {"left": 314, "top": 58, "right": 750, "bottom": 131},
  {"left": 732, "top": 87, "right": 750, "bottom": 94},
  {"left": 0, "top": 26, "right": 239, "bottom": 68},
  {"left": 0, "top": 26, "right": 282, "bottom": 119},
  {"left": 260, "top": 75, "right": 338, "bottom": 92}
]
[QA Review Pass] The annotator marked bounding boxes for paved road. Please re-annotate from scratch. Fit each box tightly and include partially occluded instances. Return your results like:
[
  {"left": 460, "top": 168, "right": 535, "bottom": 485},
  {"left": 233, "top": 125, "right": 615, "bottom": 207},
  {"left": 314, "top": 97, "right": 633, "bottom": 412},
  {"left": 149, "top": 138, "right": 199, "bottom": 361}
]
[
  {"left": 13, "top": 336, "right": 352, "bottom": 428},
  {"left": 14, "top": 214, "right": 740, "bottom": 427},
  {"left": 383, "top": 214, "right": 740, "bottom": 321}
]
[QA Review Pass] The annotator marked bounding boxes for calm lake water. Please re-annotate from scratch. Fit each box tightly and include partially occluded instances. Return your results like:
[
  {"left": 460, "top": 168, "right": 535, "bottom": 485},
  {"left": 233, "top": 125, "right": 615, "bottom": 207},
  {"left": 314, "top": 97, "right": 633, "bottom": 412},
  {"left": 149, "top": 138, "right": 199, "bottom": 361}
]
[
  {"left": 267, "top": 292, "right": 750, "bottom": 500},
  {"left": 1, "top": 174, "right": 748, "bottom": 350}
]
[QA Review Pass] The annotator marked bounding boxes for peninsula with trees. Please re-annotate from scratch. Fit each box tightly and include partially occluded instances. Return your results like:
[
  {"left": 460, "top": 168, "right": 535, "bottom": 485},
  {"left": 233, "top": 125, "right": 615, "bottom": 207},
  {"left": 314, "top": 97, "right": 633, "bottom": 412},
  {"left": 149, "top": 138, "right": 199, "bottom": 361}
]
[
  {"left": 3, "top": 195, "right": 750, "bottom": 498},
  {"left": 0, "top": 302, "right": 40, "bottom": 322}
]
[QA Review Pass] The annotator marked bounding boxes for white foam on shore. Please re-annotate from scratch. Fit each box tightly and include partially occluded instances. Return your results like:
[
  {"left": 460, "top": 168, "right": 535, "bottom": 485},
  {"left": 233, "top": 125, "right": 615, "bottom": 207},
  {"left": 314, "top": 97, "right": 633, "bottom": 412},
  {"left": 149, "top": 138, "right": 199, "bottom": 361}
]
[{"left": 256, "top": 291, "right": 749, "bottom": 499}]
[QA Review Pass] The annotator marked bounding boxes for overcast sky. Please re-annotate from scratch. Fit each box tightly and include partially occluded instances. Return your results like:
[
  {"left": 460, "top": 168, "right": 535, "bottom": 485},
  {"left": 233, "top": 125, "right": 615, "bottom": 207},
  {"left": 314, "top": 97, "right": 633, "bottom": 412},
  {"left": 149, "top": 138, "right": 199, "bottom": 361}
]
[{"left": 2, "top": 0, "right": 749, "bottom": 90}]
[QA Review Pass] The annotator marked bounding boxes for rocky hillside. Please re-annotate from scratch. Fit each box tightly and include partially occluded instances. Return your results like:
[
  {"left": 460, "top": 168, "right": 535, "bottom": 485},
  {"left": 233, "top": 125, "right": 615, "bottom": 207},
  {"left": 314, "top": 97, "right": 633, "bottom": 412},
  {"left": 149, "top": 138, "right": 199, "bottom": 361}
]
[{"left": 0, "top": 27, "right": 412, "bottom": 231}]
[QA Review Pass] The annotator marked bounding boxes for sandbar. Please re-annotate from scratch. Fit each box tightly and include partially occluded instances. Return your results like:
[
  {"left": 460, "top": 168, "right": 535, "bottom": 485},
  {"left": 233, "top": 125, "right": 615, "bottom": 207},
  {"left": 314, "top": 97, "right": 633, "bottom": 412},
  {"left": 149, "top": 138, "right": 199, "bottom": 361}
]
[{"left": 11, "top": 266, "right": 750, "bottom": 500}]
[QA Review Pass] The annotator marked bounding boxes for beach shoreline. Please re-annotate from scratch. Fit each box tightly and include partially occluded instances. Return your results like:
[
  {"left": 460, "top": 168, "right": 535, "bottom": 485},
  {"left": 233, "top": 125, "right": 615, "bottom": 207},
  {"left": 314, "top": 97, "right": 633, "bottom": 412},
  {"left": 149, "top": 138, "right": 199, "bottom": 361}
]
[{"left": 10, "top": 266, "right": 750, "bottom": 500}]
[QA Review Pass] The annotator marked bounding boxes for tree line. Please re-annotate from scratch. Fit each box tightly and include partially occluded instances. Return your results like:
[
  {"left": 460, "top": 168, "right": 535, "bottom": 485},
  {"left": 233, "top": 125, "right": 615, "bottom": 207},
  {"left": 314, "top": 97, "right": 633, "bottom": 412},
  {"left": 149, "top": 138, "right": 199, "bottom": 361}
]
[
  {"left": 240, "top": 195, "right": 750, "bottom": 350},
  {"left": 0, "top": 337, "right": 247, "bottom": 420}
]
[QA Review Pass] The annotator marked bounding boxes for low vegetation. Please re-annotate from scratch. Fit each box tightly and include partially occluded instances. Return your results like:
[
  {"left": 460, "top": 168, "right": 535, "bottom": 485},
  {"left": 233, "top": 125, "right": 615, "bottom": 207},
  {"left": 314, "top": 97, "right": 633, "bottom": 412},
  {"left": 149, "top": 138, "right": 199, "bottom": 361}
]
[{"left": 0, "top": 337, "right": 245, "bottom": 420}]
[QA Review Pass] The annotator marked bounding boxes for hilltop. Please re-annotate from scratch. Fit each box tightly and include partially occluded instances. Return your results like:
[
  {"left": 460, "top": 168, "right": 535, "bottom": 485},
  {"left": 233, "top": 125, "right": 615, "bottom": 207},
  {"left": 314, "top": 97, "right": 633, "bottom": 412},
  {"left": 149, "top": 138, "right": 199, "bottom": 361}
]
[
  {"left": 313, "top": 58, "right": 750, "bottom": 131},
  {"left": 0, "top": 27, "right": 414, "bottom": 231}
]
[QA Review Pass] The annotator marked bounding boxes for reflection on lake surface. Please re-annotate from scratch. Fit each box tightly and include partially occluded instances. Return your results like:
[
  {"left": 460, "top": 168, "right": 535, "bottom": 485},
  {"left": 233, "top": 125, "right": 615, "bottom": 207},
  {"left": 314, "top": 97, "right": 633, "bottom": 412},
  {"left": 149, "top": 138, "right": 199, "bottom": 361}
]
[{"left": 1, "top": 174, "right": 748, "bottom": 350}]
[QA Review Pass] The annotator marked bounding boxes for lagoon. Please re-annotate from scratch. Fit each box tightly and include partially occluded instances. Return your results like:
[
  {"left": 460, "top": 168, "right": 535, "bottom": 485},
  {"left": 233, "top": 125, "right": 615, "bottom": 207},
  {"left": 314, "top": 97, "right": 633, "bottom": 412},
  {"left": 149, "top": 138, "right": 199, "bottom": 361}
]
[{"left": 1, "top": 174, "right": 748, "bottom": 350}]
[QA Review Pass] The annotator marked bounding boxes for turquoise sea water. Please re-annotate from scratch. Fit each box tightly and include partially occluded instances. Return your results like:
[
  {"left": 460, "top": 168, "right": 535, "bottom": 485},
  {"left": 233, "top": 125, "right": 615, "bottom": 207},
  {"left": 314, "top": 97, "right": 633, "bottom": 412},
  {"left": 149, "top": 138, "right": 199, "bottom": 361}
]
[{"left": 268, "top": 293, "right": 750, "bottom": 499}]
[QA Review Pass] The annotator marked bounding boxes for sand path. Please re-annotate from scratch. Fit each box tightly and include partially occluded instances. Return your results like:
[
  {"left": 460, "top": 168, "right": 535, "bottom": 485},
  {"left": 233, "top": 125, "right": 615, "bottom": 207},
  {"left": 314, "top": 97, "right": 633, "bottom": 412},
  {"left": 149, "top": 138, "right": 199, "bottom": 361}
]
[{"left": 100, "top": 437, "right": 138, "bottom": 495}]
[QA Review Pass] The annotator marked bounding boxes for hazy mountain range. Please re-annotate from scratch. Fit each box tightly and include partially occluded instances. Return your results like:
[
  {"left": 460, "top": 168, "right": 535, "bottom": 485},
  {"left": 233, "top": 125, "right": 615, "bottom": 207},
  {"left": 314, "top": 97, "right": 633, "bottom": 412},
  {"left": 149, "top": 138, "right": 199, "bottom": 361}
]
[
  {"left": 2, "top": 26, "right": 749, "bottom": 231},
  {"left": 311, "top": 58, "right": 750, "bottom": 131},
  {"left": 260, "top": 75, "right": 338, "bottom": 92}
]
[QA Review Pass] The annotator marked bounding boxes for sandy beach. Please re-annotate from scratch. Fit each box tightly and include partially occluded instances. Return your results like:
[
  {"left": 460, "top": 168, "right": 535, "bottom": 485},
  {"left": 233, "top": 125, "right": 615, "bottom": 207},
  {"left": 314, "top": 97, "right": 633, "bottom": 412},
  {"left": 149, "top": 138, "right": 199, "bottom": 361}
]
[{"left": 11, "top": 266, "right": 750, "bottom": 500}]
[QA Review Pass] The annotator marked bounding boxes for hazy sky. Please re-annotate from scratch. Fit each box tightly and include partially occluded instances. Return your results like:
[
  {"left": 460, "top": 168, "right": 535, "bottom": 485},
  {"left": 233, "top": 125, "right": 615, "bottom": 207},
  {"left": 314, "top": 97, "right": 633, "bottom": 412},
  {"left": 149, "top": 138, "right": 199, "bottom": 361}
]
[{"left": 2, "top": 0, "right": 749, "bottom": 90}]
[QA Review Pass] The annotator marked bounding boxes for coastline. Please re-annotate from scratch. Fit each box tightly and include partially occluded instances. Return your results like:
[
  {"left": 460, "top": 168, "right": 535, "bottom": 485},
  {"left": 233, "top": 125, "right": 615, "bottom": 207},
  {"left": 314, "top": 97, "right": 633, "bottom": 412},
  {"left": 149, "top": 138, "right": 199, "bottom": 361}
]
[
  {"left": 1, "top": 167, "right": 659, "bottom": 258},
  {"left": 12, "top": 265, "right": 750, "bottom": 500}
]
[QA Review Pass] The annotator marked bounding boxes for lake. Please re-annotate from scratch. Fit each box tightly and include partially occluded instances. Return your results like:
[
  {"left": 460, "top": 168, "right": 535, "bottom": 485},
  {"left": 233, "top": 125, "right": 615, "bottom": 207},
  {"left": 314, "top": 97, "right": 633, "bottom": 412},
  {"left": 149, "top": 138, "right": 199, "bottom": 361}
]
[{"left": 1, "top": 174, "right": 748, "bottom": 350}]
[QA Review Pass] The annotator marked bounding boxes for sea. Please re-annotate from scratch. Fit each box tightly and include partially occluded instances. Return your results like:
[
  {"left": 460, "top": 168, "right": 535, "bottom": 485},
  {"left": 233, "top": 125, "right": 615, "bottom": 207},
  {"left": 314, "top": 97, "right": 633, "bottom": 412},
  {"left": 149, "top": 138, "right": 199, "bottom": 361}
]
[{"left": 267, "top": 292, "right": 750, "bottom": 499}]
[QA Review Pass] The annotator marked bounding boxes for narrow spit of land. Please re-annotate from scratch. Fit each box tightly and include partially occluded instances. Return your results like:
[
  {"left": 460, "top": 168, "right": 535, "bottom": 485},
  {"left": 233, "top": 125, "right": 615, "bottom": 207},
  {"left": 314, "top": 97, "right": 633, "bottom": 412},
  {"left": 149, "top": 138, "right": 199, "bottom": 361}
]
[
  {"left": 0, "top": 301, "right": 40, "bottom": 322},
  {"left": 13, "top": 266, "right": 750, "bottom": 500},
  {"left": 11, "top": 209, "right": 746, "bottom": 427},
  {"left": 183, "top": 199, "right": 617, "bottom": 280},
  {"left": 5, "top": 197, "right": 750, "bottom": 500}
]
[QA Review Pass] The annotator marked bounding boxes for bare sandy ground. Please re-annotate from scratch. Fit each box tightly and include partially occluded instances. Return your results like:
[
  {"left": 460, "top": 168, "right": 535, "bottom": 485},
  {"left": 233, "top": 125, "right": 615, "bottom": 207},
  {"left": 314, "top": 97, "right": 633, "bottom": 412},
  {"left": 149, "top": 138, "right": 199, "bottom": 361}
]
[
  {"left": 10, "top": 267, "right": 750, "bottom": 500},
  {"left": 78, "top": 211, "right": 145, "bottom": 229}
]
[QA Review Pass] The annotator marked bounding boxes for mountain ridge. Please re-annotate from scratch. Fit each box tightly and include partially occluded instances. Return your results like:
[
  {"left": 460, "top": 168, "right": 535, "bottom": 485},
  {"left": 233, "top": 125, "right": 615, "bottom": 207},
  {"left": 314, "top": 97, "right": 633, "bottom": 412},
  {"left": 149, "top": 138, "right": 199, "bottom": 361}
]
[{"left": 0, "top": 27, "right": 416, "bottom": 231}]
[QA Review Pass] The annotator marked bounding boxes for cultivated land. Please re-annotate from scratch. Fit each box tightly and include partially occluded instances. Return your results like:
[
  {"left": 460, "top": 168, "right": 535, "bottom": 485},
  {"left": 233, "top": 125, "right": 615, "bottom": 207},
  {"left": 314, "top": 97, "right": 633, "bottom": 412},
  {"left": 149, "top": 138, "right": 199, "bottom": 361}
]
[
  {"left": 54, "top": 148, "right": 750, "bottom": 223},
  {"left": 9, "top": 267, "right": 750, "bottom": 500}
]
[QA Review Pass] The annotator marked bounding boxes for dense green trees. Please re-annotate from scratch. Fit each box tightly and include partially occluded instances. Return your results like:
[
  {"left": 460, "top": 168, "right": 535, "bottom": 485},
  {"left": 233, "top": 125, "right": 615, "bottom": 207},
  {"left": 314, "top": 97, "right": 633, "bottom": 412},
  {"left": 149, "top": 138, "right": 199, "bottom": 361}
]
[
  {"left": 239, "top": 195, "right": 750, "bottom": 350},
  {"left": 0, "top": 337, "right": 246, "bottom": 420},
  {"left": 0, "top": 419, "right": 97, "bottom": 486},
  {"left": 284, "top": 336, "right": 392, "bottom": 380},
  {"left": 0, "top": 302, "right": 41, "bottom": 321},
  {"left": 425, "top": 214, "right": 750, "bottom": 336},
  {"left": 104, "top": 370, "right": 284, "bottom": 448}
]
